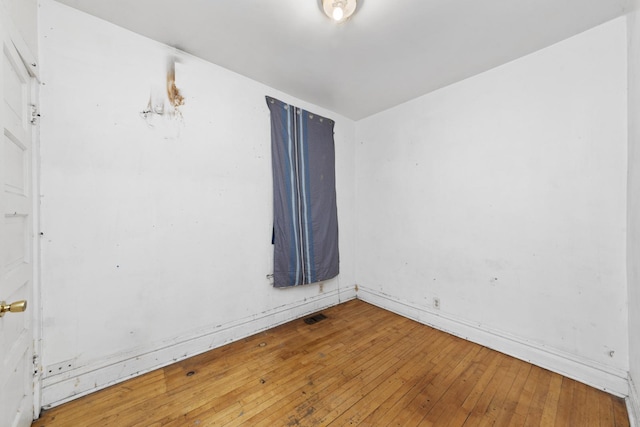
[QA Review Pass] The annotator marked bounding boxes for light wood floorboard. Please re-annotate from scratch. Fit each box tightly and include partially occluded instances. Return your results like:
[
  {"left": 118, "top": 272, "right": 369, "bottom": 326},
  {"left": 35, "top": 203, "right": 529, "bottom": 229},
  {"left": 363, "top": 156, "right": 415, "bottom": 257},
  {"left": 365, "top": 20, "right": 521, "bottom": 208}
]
[{"left": 32, "top": 299, "right": 629, "bottom": 427}]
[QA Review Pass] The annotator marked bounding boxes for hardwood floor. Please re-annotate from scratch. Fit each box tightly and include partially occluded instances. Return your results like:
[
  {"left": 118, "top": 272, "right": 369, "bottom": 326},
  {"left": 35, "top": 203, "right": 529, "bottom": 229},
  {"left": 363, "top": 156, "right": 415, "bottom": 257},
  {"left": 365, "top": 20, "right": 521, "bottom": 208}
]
[{"left": 32, "top": 299, "right": 629, "bottom": 426}]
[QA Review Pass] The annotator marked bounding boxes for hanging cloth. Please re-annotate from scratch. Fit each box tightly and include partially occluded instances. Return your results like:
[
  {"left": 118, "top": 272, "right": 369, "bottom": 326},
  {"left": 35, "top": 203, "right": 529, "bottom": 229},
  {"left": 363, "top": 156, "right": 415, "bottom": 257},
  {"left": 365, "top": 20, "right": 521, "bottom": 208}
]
[{"left": 266, "top": 96, "right": 339, "bottom": 288}]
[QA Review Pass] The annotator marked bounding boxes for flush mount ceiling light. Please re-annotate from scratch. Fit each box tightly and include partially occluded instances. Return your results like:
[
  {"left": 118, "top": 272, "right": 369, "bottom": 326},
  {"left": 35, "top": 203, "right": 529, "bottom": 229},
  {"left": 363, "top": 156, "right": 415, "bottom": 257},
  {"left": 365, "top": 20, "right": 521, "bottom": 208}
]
[{"left": 322, "top": 0, "right": 357, "bottom": 22}]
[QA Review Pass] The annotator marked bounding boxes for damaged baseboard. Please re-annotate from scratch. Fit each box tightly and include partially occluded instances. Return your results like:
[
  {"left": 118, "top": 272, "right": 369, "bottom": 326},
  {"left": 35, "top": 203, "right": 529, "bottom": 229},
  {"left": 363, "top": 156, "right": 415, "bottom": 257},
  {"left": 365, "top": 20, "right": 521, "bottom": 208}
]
[
  {"left": 356, "top": 285, "right": 629, "bottom": 398},
  {"left": 41, "top": 287, "right": 355, "bottom": 408}
]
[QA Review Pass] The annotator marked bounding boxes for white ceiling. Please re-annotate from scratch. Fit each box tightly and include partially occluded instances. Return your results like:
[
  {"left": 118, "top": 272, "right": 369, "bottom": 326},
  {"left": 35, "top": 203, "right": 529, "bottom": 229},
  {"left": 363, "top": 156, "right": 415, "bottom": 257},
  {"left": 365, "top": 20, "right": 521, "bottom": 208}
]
[{"left": 54, "top": 0, "right": 629, "bottom": 120}]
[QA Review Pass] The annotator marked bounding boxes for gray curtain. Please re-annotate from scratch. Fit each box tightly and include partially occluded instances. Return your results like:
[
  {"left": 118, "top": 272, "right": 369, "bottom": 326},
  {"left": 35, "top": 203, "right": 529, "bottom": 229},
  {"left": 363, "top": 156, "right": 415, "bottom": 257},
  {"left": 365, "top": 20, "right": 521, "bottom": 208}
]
[{"left": 266, "top": 96, "right": 339, "bottom": 288}]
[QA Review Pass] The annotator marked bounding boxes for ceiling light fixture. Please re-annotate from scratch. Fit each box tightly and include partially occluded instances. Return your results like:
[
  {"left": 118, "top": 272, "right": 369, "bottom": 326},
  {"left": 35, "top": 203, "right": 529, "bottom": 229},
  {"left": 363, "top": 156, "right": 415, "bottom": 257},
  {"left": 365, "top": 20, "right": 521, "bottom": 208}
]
[{"left": 322, "top": 0, "right": 357, "bottom": 22}]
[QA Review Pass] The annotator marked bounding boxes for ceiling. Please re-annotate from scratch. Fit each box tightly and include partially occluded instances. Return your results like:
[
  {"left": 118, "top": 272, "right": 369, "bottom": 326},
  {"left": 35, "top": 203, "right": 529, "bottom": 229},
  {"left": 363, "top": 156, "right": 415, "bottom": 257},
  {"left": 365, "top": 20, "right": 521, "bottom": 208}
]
[{"left": 54, "top": 0, "right": 629, "bottom": 120}]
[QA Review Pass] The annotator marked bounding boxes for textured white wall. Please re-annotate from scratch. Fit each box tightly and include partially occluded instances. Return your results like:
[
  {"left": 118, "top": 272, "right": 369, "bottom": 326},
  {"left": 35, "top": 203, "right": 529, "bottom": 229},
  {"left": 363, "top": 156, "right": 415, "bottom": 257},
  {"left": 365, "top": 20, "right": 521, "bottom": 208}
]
[
  {"left": 38, "top": 0, "right": 355, "bottom": 406},
  {"left": 355, "top": 18, "right": 628, "bottom": 393},
  {"left": 628, "top": 0, "right": 640, "bottom": 423}
]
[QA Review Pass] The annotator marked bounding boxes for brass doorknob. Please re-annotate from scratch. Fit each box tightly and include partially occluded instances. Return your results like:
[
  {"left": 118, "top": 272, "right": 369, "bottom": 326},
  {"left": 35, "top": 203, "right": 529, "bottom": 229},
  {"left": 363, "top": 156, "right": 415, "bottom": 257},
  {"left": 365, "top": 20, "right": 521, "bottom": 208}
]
[{"left": 0, "top": 300, "right": 27, "bottom": 317}]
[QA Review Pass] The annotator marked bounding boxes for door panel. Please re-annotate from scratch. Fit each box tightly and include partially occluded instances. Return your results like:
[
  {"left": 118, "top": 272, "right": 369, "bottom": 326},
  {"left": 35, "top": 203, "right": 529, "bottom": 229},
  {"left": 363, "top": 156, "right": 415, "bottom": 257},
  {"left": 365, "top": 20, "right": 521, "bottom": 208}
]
[
  {"left": 0, "top": 23, "right": 34, "bottom": 427},
  {"left": 4, "top": 134, "right": 27, "bottom": 196}
]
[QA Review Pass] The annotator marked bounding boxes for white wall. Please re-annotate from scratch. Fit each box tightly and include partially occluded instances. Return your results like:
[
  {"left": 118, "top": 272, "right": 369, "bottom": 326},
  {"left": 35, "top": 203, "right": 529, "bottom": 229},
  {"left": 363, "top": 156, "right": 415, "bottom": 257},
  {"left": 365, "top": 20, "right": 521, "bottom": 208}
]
[
  {"left": 627, "top": 0, "right": 640, "bottom": 423},
  {"left": 355, "top": 18, "right": 629, "bottom": 395},
  {"left": 38, "top": 0, "right": 355, "bottom": 407}
]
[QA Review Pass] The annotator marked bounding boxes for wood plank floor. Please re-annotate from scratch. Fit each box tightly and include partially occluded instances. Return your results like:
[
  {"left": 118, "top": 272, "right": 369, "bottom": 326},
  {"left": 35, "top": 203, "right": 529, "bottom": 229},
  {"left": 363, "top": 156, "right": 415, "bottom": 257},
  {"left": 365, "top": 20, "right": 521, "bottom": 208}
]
[{"left": 32, "top": 299, "right": 629, "bottom": 426}]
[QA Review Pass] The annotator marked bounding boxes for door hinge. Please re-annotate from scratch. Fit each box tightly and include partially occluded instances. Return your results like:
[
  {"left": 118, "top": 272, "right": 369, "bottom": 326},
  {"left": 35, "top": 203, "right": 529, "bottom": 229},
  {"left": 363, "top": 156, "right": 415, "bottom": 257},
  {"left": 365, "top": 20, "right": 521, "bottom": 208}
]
[
  {"left": 33, "top": 354, "right": 41, "bottom": 377},
  {"left": 30, "top": 104, "right": 40, "bottom": 125}
]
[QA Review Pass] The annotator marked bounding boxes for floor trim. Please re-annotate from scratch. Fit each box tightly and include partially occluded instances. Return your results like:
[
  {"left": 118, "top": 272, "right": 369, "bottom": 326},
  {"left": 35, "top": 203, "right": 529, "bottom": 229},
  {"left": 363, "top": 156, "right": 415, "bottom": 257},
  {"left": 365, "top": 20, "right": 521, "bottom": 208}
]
[
  {"left": 40, "top": 283, "right": 628, "bottom": 410},
  {"left": 41, "top": 288, "right": 353, "bottom": 408},
  {"left": 356, "top": 285, "right": 629, "bottom": 397}
]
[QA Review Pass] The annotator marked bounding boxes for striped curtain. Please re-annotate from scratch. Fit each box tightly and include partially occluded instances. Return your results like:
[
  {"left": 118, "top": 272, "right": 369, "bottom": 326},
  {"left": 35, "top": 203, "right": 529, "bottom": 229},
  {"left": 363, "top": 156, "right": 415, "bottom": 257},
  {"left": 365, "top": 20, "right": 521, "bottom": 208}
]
[{"left": 266, "top": 97, "right": 339, "bottom": 288}]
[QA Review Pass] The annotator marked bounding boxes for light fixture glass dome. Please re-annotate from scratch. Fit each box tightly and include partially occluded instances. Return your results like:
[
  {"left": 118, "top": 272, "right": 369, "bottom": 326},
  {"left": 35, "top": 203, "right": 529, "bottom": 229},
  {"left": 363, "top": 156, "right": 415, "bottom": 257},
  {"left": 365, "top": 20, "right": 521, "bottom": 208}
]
[{"left": 322, "top": 0, "right": 357, "bottom": 22}]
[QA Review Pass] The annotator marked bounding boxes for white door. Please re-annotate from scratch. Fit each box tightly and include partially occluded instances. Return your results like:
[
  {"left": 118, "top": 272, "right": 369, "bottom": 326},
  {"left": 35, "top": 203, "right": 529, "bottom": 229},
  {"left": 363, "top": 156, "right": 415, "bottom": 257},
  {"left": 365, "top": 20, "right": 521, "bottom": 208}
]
[{"left": 0, "top": 23, "right": 35, "bottom": 427}]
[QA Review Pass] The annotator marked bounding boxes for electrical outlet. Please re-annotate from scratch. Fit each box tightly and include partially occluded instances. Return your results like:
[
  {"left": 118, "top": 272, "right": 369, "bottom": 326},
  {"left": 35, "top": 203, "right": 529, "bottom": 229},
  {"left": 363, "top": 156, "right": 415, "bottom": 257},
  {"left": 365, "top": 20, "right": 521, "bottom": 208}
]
[
  {"left": 319, "top": 283, "right": 324, "bottom": 293},
  {"left": 433, "top": 297, "right": 440, "bottom": 310}
]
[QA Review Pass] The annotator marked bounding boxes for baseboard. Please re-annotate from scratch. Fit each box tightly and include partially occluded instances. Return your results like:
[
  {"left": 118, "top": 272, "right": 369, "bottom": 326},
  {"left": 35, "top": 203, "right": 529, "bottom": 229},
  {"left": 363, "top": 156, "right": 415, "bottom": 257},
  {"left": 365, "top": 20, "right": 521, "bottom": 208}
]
[
  {"left": 628, "top": 375, "right": 640, "bottom": 427},
  {"left": 41, "top": 288, "right": 352, "bottom": 408},
  {"left": 356, "top": 285, "right": 629, "bottom": 397},
  {"left": 338, "top": 282, "right": 357, "bottom": 301}
]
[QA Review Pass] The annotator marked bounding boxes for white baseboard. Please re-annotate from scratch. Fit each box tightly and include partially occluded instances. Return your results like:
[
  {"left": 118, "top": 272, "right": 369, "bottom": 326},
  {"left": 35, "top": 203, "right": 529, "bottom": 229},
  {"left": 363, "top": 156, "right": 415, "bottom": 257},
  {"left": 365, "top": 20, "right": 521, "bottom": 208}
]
[
  {"left": 41, "top": 288, "right": 353, "bottom": 408},
  {"left": 338, "top": 282, "right": 357, "bottom": 301},
  {"left": 628, "top": 375, "right": 640, "bottom": 427},
  {"left": 356, "top": 285, "right": 629, "bottom": 397},
  {"left": 40, "top": 283, "right": 627, "bottom": 411}
]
